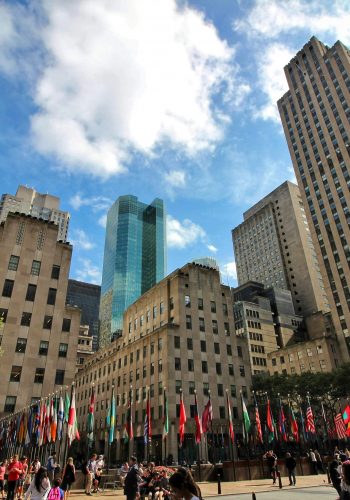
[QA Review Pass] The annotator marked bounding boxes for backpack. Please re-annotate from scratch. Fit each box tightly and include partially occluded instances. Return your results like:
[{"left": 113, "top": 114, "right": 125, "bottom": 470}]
[{"left": 47, "top": 487, "right": 61, "bottom": 500}]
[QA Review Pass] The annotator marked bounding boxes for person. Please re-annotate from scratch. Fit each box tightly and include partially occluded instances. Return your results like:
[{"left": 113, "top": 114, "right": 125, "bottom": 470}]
[
  {"left": 95, "top": 456, "right": 104, "bottom": 471},
  {"left": 46, "top": 455, "right": 58, "bottom": 485},
  {"left": 340, "top": 460, "right": 350, "bottom": 499},
  {"left": 60, "top": 459, "right": 75, "bottom": 500},
  {"left": 285, "top": 452, "right": 296, "bottom": 486},
  {"left": 17, "top": 457, "right": 28, "bottom": 500},
  {"left": 0, "top": 461, "right": 6, "bottom": 500},
  {"left": 47, "top": 479, "right": 63, "bottom": 500},
  {"left": 330, "top": 454, "right": 342, "bottom": 497},
  {"left": 314, "top": 450, "right": 324, "bottom": 473},
  {"left": 155, "top": 470, "right": 169, "bottom": 500},
  {"left": 309, "top": 450, "right": 318, "bottom": 475},
  {"left": 92, "top": 469, "right": 102, "bottom": 494},
  {"left": 24, "top": 467, "right": 50, "bottom": 500},
  {"left": 168, "top": 468, "right": 201, "bottom": 500},
  {"left": 29, "top": 461, "right": 40, "bottom": 478},
  {"left": 124, "top": 457, "right": 139, "bottom": 500},
  {"left": 85, "top": 454, "right": 96, "bottom": 496},
  {"left": 263, "top": 451, "right": 277, "bottom": 484},
  {"left": 7, "top": 456, "right": 23, "bottom": 500},
  {"left": 119, "top": 463, "right": 129, "bottom": 487}
]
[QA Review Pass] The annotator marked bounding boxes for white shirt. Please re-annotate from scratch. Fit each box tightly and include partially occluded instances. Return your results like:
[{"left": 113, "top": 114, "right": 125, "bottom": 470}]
[{"left": 25, "top": 478, "right": 50, "bottom": 500}]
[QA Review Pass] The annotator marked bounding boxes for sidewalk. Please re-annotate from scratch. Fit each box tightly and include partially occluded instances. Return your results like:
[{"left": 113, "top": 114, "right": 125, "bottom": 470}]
[{"left": 69, "top": 473, "right": 332, "bottom": 498}]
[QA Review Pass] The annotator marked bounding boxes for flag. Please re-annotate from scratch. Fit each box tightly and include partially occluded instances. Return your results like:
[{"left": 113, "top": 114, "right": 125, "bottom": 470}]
[
  {"left": 202, "top": 396, "right": 213, "bottom": 433},
  {"left": 124, "top": 390, "right": 133, "bottom": 443},
  {"left": 179, "top": 391, "right": 186, "bottom": 447},
  {"left": 226, "top": 392, "right": 234, "bottom": 443},
  {"left": 266, "top": 399, "right": 275, "bottom": 443},
  {"left": 45, "top": 398, "right": 51, "bottom": 443},
  {"left": 64, "top": 391, "right": 70, "bottom": 423},
  {"left": 25, "top": 408, "right": 33, "bottom": 446},
  {"left": 343, "top": 405, "right": 350, "bottom": 425},
  {"left": 194, "top": 393, "right": 202, "bottom": 444},
  {"left": 57, "top": 395, "right": 64, "bottom": 440},
  {"left": 306, "top": 400, "right": 316, "bottom": 434},
  {"left": 299, "top": 406, "right": 307, "bottom": 442},
  {"left": 144, "top": 390, "right": 151, "bottom": 445},
  {"left": 162, "top": 389, "right": 169, "bottom": 440},
  {"left": 18, "top": 413, "right": 25, "bottom": 444},
  {"left": 335, "top": 413, "right": 347, "bottom": 440},
  {"left": 87, "top": 387, "right": 95, "bottom": 445},
  {"left": 241, "top": 394, "right": 251, "bottom": 440},
  {"left": 289, "top": 406, "right": 299, "bottom": 443},
  {"left": 278, "top": 404, "right": 287, "bottom": 442},
  {"left": 39, "top": 400, "right": 46, "bottom": 446},
  {"left": 109, "top": 389, "right": 116, "bottom": 445},
  {"left": 254, "top": 399, "right": 263, "bottom": 444},
  {"left": 51, "top": 397, "right": 57, "bottom": 442},
  {"left": 67, "top": 386, "right": 78, "bottom": 445}
]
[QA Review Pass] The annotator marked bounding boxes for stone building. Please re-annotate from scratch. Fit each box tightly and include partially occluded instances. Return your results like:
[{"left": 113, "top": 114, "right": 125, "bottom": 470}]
[
  {"left": 76, "top": 325, "right": 94, "bottom": 373},
  {"left": 75, "top": 262, "right": 252, "bottom": 463},
  {"left": 0, "top": 213, "right": 81, "bottom": 416}
]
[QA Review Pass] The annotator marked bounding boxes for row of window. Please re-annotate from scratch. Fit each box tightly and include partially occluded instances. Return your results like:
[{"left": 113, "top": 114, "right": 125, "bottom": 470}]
[
  {"left": 0, "top": 309, "right": 71, "bottom": 332},
  {"left": 7, "top": 256, "right": 61, "bottom": 279},
  {"left": 8, "top": 367, "right": 65, "bottom": 386},
  {"left": 174, "top": 357, "right": 245, "bottom": 376},
  {"left": 174, "top": 336, "right": 237, "bottom": 356},
  {"left": 128, "top": 302, "right": 166, "bottom": 332},
  {"left": 2, "top": 279, "right": 58, "bottom": 306},
  {"left": 7, "top": 338, "right": 68, "bottom": 356},
  {"left": 184, "top": 295, "right": 228, "bottom": 316}
]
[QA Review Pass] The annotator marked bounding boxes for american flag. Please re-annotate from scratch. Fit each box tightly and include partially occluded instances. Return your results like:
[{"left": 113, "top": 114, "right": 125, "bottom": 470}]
[
  {"left": 306, "top": 404, "right": 316, "bottom": 434},
  {"left": 334, "top": 413, "right": 347, "bottom": 440}
]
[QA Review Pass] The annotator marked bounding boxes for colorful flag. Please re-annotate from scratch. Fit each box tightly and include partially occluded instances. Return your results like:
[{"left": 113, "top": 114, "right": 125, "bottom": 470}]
[
  {"left": 109, "top": 389, "right": 116, "bottom": 445},
  {"left": 202, "top": 396, "right": 213, "bottom": 433},
  {"left": 144, "top": 389, "right": 152, "bottom": 445},
  {"left": 64, "top": 391, "right": 70, "bottom": 423},
  {"left": 51, "top": 397, "right": 57, "bottom": 442},
  {"left": 87, "top": 387, "right": 95, "bottom": 445},
  {"left": 266, "top": 399, "right": 275, "bottom": 443},
  {"left": 179, "top": 391, "right": 187, "bottom": 447},
  {"left": 334, "top": 413, "right": 347, "bottom": 440},
  {"left": 194, "top": 393, "right": 202, "bottom": 444},
  {"left": 306, "top": 399, "right": 316, "bottom": 434},
  {"left": 67, "top": 386, "right": 78, "bottom": 445},
  {"left": 124, "top": 390, "right": 133, "bottom": 443},
  {"left": 278, "top": 403, "right": 287, "bottom": 442},
  {"left": 254, "top": 398, "right": 263, "bottom": 444},
  {"left": 226, "top": 392, "right": 235, "bottom": 443},
  {"left": 343, "top": 405, "right": 350, "bottom": 425},
  {"left": 25, "top": 408, "right": 32, "bottom": 446},
  {"left": 241, "top": 394, "right": 251, "bottom": 440},
  {"left": 162, "top": 389, "right": 169, "bottom": 440},
  {"left": 289, "top": 405, "right": 299, "bottom": 443},
  {"left": 57, "top": 395, "right": 64, "bottom": 440}
]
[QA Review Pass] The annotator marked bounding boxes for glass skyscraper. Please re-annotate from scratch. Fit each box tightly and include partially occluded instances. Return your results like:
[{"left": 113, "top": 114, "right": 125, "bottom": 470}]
[{"left": 99, "top": 195, "right": 166, "bottom": 346}]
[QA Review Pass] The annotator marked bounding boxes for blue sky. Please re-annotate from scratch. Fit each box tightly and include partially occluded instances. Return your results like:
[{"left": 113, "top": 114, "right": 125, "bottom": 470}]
[{"left": 1, "top": 0, "right": 350, "bottom": 286}]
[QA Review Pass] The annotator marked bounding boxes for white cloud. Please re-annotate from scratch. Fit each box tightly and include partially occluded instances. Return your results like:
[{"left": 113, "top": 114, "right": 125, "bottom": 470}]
[
  {"left": 0, "top": 0, "right": 244, "bottom": 178},
  {"left": 207, "top": 244, "right": 218, "bottom": 253},
  {"left": 221, "top": 261, "right": 237, "bottom": 282},
  {"left": 70, "top": 193, "right": 112, "bottom": 211},
  {"left": 167, "top": 215, "right": 206, "bottom": 249},
  {"left": 163, "top": 170, "right": 186, "bottom": 188},
  {"left": 98, "top": 214, "right": 107, "bottom": 228},
  {"left": 75, "top": 258, "right": 102, "bottom": 284},
  {"left": 70, "top": 229, "right": 94, "bottom": 251}
]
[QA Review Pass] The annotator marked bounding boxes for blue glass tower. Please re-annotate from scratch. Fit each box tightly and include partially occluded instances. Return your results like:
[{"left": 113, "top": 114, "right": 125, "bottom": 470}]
[{"left": 100, "top": 195, "right": 166, "bottom": 345}]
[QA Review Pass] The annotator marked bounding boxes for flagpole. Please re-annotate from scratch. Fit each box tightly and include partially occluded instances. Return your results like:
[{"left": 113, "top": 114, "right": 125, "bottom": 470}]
[
  {"left": 225, "top": 389, "right": 236, "bottom": 482},
  {"left": 57, "top": 388, "right": 63, "bottom": 468},
  {"left": 63, "top": 383, "right": 74, "bottom": 467},
  {"left": 240, "top": 391, "right": 251, "bottom": 480},
  {"left": 193, "top": 390, "right": 201, "bottom": 481},
  {"left": 107, "top": 384, "right": 114, "bottom": 472}
]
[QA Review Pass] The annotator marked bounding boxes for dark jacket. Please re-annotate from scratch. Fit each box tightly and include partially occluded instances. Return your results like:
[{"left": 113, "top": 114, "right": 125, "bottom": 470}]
[
  {"left": 124, "top": 465, "right": 139, "bottom": 495},
  {"left": 285, "top": 457, "right": 297, "bottom": 470}
]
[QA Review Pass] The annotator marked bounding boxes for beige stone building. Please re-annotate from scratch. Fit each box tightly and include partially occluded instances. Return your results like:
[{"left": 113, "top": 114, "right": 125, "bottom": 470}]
[
  {"left": 76, "top": 325, "right": 94, "bottom": 373},
  {"left": 277, "top": 37, "right": 350, "bottom": 359},
  {"left": 233, "top": 181, "right": 329, "bottom": 318},
  {"left": 75, "top": 262, "right": 253, "bottom": 463},
  {"left": 0, "top": 213, "right": 80, "bottom": 416}
]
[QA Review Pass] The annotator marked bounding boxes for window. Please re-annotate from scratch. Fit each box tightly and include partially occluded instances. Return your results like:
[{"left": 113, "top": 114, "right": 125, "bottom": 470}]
[
  {"left": 2, "top": 279, "right": 14, "bottom": 297},
  {"left": 51, "top": 265, "right": 60, "bottom": 279},
  {"left": 62, "top": 318, "right": 71, "bottom": 332},
  {"left": 202, "top": 361, "right": 208, "bottom": 373},
  {"left": 169, "top": 297, "right": 174, "bottom": 310},
  {"left": 43, "top": 316, "right": 53, "bottom": 329},
  {"left": 150, "top": 362, "right": 155, "bottom": 375},
  {"left": 15, "top": 338, "right": 27, "bottom": 353},
  {"left": 217, "top": 384, "right": 224, "bottom": 397},
  {"left": 199, "top": 318, "right": 205, "bottom": 332},
  {"left": 230, "top": 385, "right": 236, "bottom": 398},
  {"left": 272, "top": 358, "right": 276, "bottom": 366},
  {"left": 239, "top": 365, "right": 245, "bottom": 377},
  {"left": 187, "top": 338, "right": 193, "bottom": 350},
  {"left": 39, "top": 341, "right": 49, "bottom": 355},
  {"left": 214, "top": 343, "right": 220, "bottom": 355},
  {"left": 174, "top": 336, "right": 180, "bottom": 348},
  {"left": 55, "top": 370, "right": 65, "bottom": 385},
  {"left": 10, "top": 366, "right": 22, "bottom": 382},
  {"left": 198, "top": 298, "right": 203, "bottom": 310},
  {"left": 21, "top": 312, "right": 32, "bottom": 327},
  {"left": 26, "top": 284, "right": 37, "bottom": 301},
  {"left": 47, "top": 288, "right": 57, "bottom": 305},
  {"left": 0, "top": 308, "right": 7, "bottom": 322},
  {"left": 31, "top": 260, "right": 41, "bottom": 276},
  {"left": 175, "top": 380, "right": 181, "bottom": 394},
  {"left": 216, "top": 363, "right": 222, "bottom": 375},
  {"left": 223, "top": 303, "right": 228, "bottom": 316},
  {"left": 237, "top": 346, "right": 243, "bottom": 358},
  {"left": 228, "top": 364, "right": 234, "bottom": 376},
  {"left": 59, "top": 343, "right": 68, "bottom": 358},
  {"left": 158, "top": 338, "right": 162, "bottom": 351},
  {"left": 136, "top": 368, "right": 140, "bottom": 381},
  {"left": 224, "top": 323, "right": 230, "bottom": 335},
  {"left": 219, "top": 406, "right": 225, "bottom": 419},
  {"left": 212, "top": 320, "right": 218, "bottom": 334},
  {"left": 185, "top": 295, "right": 191, "bottom": 308},
  {"left": 203, "top": 383, "right": 209, "bottom": 396},
  {"left": 242, "top": 386, "right": 248, "bottom": 398},
  {"left": 151, "top": 343, "right": 155, "bottom": 355},
  {"left": 158, "top": 381, "right": 163, "bottom": 395},
  {"left": 8, "top": 255, "right": 19, "bottom": 271},
  {"left": 34, "top": 368, "right": 45, "bottom": 384},
  {"left": 210, "top": 301, "right": 216, "bottom": 313},
  {"left": 175, "top": 358, "right": 181, "bottom": 370},
  {"left": 150, "top": 384, "right": 154, "bottom": 398},
  {"left": 143, "top": 346, "right": 147, "bottom": 358},
  {"left": 226, "top": 345, "right": 232, "bottom": 356},
  {"left": 186, "top": 315, "right": 192, "bottom": 329},
  {"left": 160, "top": 301, "right": 165, "bottom": 314},
  {"left": 4, "top": 396, "right": 16, "bottom": 413},
  {"left": 153, "top": 305, "right": 157, "bottom": 319},
  {"left": 189, "top": 381, "right": 195, "bottom": 395},
  {"left": 188, "top": 359, "right": 194, "bottom": 371},
  {"left": 200, "top": 340, "right": 207, "bottom": 352}
]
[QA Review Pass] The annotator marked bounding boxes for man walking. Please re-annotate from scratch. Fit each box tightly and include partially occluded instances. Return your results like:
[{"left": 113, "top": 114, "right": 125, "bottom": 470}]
[
  {"left": 309, "top": 450, "right": 318, "bottom": 475},
  {"left": 264, "top": 450, "right": 277, "bottom": 484},
  {"left": 124, "top": 457, "right": 139, "bottom": 500},
  {"left": 46, "top": 452, "right": 59, "bottom": 484},
  {"left": 85, "top": 454, "right": 97, "bottom": 496},
  {"left": 285, "top": 452, "right": 297, "bottom": 486}
]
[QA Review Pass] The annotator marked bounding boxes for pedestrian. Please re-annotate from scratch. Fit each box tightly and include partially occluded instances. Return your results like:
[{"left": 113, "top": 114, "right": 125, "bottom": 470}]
[
  {"left": 47, "top": 479, "right": 63, "bottom": 500},
  {"left": 340, "top": 460, "right": 350, "bottom": 499},
  {"left": 46, "top": 455, "right": 59, "bottom": 485},
  {"left": 309, "top": 450, "right": 318, "bottom": 475},
  {"left": 263, "top": 450, "right": 277, "bottom": 484},
  {"left": 29, "top": 461, "right": 40, "bottom": 479},
  {"left": 7, "top": 456, "right": 23, "bottom": 500},
  {"left": 168, "top": 467, "right": 201, "bottom": 500},
  {"left": 85, "top": 454, "right": 97, "bottom": 496},
  {"left": 17, "top": 457, "right": 28, "bottom": 500},
  {"left": 95, "top": 456, "right": 104, "bottom": 471},
  {"left": 60, "top": 459, "right": 75, "bottom": 500},
  {"left": 119, "top": 463, "right": 129, "bottom": 487},
  {"left": 24, "top": 467, "right": 50, "bottom": 500},
  {"left": 92, "top": 469, "right": 102, "bottom": 494},
  {"left": 314, "top": 450, "right": 324, "bottom": 473},
  {"left": 330, "top": 454, "right": 341, "bottom": 497},
  {"left": 0, "top": 461, "right": 6, "bottom": 500},
  {"left": 124, "top": 457, "right": 139, "bottom": 500},
  {"left": 154, "top": 470, "right": 169, "bottom": 500},
  {"left": 285, "top": 452, "right": 297, "bottom": 486}
]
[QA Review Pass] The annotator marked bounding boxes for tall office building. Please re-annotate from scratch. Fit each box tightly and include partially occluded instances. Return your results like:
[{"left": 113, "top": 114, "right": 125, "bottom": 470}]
[
  {"left": 0, "top": 185, "right": 70, "bottom": 242},
  {"left": 277, "top": 37, "right": 350, "bottom": 357},
  {"left": 100, "top": 195, "right": 166, "bottom": 346},
  {"left": 67, "top": 279, "right": 101, "bottom": 351},
  {"left": 232, "top": 181, "right": 329, "bottom": 316}
]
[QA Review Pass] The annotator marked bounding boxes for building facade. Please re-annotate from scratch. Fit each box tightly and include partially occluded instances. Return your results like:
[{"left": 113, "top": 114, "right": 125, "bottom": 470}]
[
  {"left": 76, "top": 325, "right": 94, "bottom": 373},
  {"left": 0, "top": 213, "right": 81, "bottom": 416},
  {"left": 67, "top": 279, "right": 101, "bottom": 351},
  {"left": 76, "top": 263, "right": 252, "bottom": 463},
  {"left": 277, "top": 37, "right": 350, "bottom": 358},
  {"left": 0, "top": 185, "right": 70, "bottom": 242},
  {"left": 232, "top": 181, "right": 329, "bottom": 317},
  {"left": 100, "top": 195, "right": 166, "bottom": 346}
]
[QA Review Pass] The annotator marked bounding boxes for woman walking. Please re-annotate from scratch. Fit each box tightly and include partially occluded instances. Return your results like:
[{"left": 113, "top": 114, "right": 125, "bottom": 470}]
[
  {"left": 24, "top": 468, "right": 50, "bottom": 500},
  {"left": 60, "top": 459, "right": 75, "bottom": 500}
]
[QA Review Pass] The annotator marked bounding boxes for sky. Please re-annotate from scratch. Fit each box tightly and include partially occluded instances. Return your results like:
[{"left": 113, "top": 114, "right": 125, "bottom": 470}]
[{"left": 1, "top": 0, "right": 350, "bottom": 287}]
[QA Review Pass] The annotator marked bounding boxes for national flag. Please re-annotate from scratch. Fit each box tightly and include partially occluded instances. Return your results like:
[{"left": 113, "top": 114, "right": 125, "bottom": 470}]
[
  {"left": 39, "top": 400, "right": 46, "bottom": 446},
  {"left": 64, "top": 391, "right": 70, "bottom": 423},
  {"left": 289, "top": 406, "right": 299, "bottom": 443},
  {"left": 45, "top": 398, "right": 51, "bottom": 443},
  {"left": 51, "top": 397, "right": 58, "bottom": 442},
  {"left": 334, "top": 413, "right": 347, "bottom": 440},
  {"left": 343, "top": 405, "right": 350, "bottom": 425},
  {"left": 25, "top": 408, "right": 33, "bottom": 446},
  {"left": 278, "top": 404, "right": 287, "bottom": 442},
  {"left": 87, "top": 387, "right": 95, "bottom": 445},
  {"left": 306, "top": 401, "right": 316, "bottom": 434},
  {"left": 299, "top": 406, "right": 307, "bottom": 442},
  {"left": 202, "top": 396, "right": 213, "bottom": 433},
  {"left": 57, "top": 395, "right": 64, "bottom": 440},
  {"left": 18, "top": 413, "right": 25, "bottom": 444},
  {"left": 266, "top": 399, "right": 275, "bottom": 443},
  {"left": 254, "top": 400, "right": 263, "bottom": 444},
  {"left": 124, "top": 390, "right": 133, "bottom": 443},
  {"left": 144, "top": 389, "right": 151, "bottom": 445},
  {"left": 179, "top": 391, "right": 187, "bottom": 447},
  {"left": 109, "top": 389, "right": 116, "bottom": 445},
  {"left": 162, "top": 389, "right": 169, "bottom": 440},
  {"left": 194, "top": 392, "right": 202, "bottom": 444},
  {"left": 67, "top": 386, "right": 79, "bottom": 445},
  {"left": 226, "top": 392, "right": 234, "bottom": 443},
  {"left": 241, "top": 394, "right": 251, "bottom": 440}
]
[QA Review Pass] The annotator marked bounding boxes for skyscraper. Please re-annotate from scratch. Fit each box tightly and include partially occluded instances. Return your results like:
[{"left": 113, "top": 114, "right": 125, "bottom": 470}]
[
  {"left": 232, "top": 181, "right": 329, "bottom": 316},
  {"left": 277, "top": 37, "right": 350, "bottom": 357},
  {"left": 0, "top": 185, "right": 70, "bottom": 242},
  {"left": 99, "top": 195, "right": 166, "bottom": 346}
]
